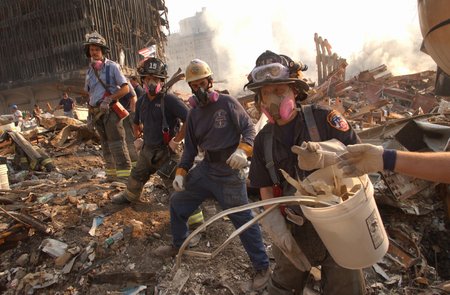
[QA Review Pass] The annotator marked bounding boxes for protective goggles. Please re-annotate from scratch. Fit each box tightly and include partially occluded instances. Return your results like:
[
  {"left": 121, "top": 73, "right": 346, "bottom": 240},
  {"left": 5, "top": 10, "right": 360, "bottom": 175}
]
[{"left": 251, "top": 63, "right": 290, "bottom": 83}]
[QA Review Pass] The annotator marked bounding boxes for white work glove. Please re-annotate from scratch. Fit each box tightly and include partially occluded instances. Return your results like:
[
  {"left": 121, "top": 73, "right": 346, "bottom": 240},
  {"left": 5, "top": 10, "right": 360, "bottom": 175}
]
[
  {"left": 173, "top": 175, "right": 185, "bottom": 192},
  {"left": 260, "top": 209, "right": 311, "bottom": 271},
  {"left": 226, "top": 148, "right": 248, "bottom": 169},
  {"left": 169, "top": 138, "right": 182, "bottom": 153},
  {"left": 134, "top": 138, "right": 144, "bottom": 153},
  {"left": 337, "top": 144, "right": 384, "bottom": 177},
  {"left": 100, "top": 96, "right": 112, "bottom": 111},
  {"left": 291, "top": 139, "right": 346, "bottom": 171}
]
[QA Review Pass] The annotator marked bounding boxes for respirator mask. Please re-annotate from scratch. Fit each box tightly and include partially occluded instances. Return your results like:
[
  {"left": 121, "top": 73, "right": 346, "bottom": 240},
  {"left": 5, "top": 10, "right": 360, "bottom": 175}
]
[
  {"left": 91, "top": 59, "right": 104, "bottom": 71},
  {"left": 260, "top": 85, "right": 296, "bottom": 123},
  {"left": 144, "top": 79, "right": 162, "bottom": 96}
]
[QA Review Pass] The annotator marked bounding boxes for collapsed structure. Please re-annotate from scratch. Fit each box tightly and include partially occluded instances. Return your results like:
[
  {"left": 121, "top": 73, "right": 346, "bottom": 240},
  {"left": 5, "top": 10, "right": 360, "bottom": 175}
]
[
  {"left": 0, "top": 21, "right": 449, "bottom": 294},
  {"left": 0, "top": 0, "right": 169, "bottom": 114}
]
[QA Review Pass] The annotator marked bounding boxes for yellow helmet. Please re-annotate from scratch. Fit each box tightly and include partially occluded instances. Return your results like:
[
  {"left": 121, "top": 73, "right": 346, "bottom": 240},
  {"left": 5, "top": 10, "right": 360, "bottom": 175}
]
[{"left": 185, "top": 59, "right": 213, "bottom": 83}]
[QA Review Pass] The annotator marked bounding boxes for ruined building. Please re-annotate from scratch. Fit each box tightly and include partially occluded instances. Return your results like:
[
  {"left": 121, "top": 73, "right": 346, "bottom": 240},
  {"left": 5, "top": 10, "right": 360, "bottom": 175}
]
[
  {"left": 0, "top": 0, "right": 169, "bottom": 114},
  {"left": 166, "top": 7, "right": 223, "bottom": 93}
]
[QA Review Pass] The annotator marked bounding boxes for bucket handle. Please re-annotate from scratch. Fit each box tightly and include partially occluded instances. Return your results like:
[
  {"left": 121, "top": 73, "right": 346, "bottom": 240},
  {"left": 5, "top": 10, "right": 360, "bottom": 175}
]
[{"left": 357, "top": 174, "right": 371, "bottom": 202}]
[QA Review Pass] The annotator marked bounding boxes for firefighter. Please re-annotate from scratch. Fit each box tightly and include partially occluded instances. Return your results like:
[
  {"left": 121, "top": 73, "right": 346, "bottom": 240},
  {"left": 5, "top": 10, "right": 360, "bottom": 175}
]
[
  {"left": 247, "top": 51, "right": 365, "bottom": 294},
  {"left": 153, "top": 59, "right": 270, "bottom": 291},
  {"left": 83, "top": 31, "right": 131, "bottom": 182},
  {"left": 119, "top": 80, "right": 139, "bottom": 167},
  {"left": 110, "top": 57, "right": 188, "bottom": 204}
]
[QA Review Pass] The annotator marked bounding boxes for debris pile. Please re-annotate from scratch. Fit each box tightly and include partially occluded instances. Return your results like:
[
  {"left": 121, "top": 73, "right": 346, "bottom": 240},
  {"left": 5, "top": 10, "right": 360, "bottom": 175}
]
[{"left": 0, "top": 43, "right": 449, "bottom": 294}]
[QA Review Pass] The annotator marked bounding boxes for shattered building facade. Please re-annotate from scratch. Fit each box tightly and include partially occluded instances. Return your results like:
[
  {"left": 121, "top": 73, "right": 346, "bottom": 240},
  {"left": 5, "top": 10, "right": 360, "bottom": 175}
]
[
  {"left": 166, "top": 7, "right": 224, "bottom": 93},
  {"left": 0, "top": 0, "right": 169, "bottom": 114}
]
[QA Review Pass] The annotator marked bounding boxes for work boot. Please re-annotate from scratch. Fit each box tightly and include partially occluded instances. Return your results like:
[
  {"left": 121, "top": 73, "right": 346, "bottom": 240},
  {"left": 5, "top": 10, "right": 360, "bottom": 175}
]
[
  {"left": 115, "top": 176, "right": 129, "bottom": 184},
  {"left": 188, "top": 233, "right": 202, "bottom": 248},
  {"left": 111, "top": 191, "right": 131, "bottom": 204},
  {"left": 153, "top": 245, "right": 179, "bottom": 258},
  {"left": 252, "top": 267, "right": 271, "bottom": 290},
  {"left": 100, "top": 176, "right": 116, "bottom": 184},
  {"left": 101, "top": 176, "right": 128, "bottom": 184}
]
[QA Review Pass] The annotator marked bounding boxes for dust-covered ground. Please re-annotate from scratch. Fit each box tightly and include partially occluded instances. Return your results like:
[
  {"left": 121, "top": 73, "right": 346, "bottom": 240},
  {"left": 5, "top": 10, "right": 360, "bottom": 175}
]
[{"left": 0, "top": 142, "right": 449, "bottom": 295}]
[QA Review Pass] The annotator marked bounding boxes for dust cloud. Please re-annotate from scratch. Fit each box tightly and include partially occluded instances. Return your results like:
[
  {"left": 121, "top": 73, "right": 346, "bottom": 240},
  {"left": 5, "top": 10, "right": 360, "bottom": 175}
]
[{"left": 169, "top": 0, "right": 436, "bottom": 95}]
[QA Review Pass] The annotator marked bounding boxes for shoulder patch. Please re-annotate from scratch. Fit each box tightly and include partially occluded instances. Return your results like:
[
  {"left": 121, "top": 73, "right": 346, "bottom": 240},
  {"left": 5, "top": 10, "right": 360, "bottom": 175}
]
[{"left": 327, "top": 110, "right": 349, "bottom": 132}]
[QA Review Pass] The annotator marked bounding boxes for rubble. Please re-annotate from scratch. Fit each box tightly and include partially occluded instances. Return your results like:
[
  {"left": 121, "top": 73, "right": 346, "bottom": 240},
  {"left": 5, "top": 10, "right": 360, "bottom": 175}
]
[{"left": 0, "top": 35, "right": 449, "bottom": 295}]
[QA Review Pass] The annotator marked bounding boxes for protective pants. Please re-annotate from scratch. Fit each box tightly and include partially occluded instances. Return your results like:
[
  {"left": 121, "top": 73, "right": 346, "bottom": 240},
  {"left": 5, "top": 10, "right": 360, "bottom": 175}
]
[
  {"left": 267, "top": 218, "right": 366, "bottom": 295},
  {"left": 94, "top": 110, "right": 131, "bottom": 179},
  {"left": 122, "top": 113, "right": 139, "bottom": 167},
  {"left": 169, "top": 161, "right": 269, "bottom": 272},
  {"left": 125, "top": 144, "right": 171, "bottom": 201},
  {"left": 124, "top": 145, "right": 204, "bottom": 227}
]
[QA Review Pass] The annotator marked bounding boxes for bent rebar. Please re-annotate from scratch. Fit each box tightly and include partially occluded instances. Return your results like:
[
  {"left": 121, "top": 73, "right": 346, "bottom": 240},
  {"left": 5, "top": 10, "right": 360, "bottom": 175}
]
[{"left": 175, "top": 195, "right": 330, "bottom": 270}]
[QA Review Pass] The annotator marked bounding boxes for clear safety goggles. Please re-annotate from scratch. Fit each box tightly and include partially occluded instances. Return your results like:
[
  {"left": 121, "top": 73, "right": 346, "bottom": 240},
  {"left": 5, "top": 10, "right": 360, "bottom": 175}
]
[{"left": 251, "top": 63, "right": 290, "bottom": 83}]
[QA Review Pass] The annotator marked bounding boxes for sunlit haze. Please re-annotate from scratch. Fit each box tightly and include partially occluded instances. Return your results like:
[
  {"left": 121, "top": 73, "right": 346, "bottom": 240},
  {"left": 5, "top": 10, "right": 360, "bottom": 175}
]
[{"left": 165, "top": 0, "right": 436, "bottom": 94}]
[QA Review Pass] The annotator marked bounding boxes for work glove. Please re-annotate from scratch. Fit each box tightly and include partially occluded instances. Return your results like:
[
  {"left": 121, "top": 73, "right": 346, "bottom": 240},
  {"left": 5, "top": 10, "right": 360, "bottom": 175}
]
[
  {"left": 291, "top": 139, "right": 346, "bottom": 171},
  {"left": 260, "top": 208, "right": 311, "bottom": 271},
  {"left": 134, "top": 138, "right": 144, "bottom": 153},
  {"left": 173, "top": 175, "right": 185, "bottom": 192},
  {"left": 132, "top": 123, "right": 142, "bottom": 138},
  {"left": 100, "top": 96, "right": 112, "bottom": 112},
  {"left": 337, "top": 143, "right": 384, "bottom": 177},
  {"left": 226, "top": 148, "right": 248, "bottom": 169},
  {"left": 169, "top": 138, "right": 182, "bottom": 153}
]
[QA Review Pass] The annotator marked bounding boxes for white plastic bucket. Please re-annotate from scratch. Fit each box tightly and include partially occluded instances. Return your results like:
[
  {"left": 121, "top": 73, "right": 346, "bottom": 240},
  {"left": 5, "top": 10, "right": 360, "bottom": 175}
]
[
  {"left": 0, "top": 164, "right": 10, "bottom": 190},
  {"left": 0, "top": 122, "right": 17, "bottom": 136},
  {"left": 300, "top": 165, "right": 388, "bottom": 269}
]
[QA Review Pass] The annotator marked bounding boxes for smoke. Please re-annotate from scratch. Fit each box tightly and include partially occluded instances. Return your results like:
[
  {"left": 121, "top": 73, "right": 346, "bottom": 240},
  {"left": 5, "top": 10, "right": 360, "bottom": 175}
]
[
  {"left": 203, "top": 3, "right": 277, "bottom": 94},
  {"left": 346, "top": 38, "right": 435, "bottom": 78},
  {"left": 167, "top": 0, "right": 436, "bottom": 95}
]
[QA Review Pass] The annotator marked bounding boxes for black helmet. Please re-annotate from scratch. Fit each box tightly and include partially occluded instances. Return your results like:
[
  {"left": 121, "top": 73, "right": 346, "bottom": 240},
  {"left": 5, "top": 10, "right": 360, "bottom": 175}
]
[
  {"left": 245, "top": 50, "right": 309, "bottom": 101},
  {"left": 255, "top": 50, "right": 286, "bottom": 66},
  {"left": 84, "top": 31, "right": 110, "bottom": 58},
  {"left": 137, "top": 57, "right": 168, "bottom": 79},
  {"left": 279, "top": 54, "right": 308, "bottom": 73}
]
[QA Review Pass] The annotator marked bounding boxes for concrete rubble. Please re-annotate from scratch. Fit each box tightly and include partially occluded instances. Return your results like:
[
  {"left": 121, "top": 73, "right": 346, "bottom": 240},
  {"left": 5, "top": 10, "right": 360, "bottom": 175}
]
[{"left": 0, "top": 53, "right": 449, "bottom": 295}]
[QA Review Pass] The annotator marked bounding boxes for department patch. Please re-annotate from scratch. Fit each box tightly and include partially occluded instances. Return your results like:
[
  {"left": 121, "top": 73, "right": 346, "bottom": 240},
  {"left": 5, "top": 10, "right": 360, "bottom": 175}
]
[
  {"left": 213, "top": 109, "right": 228, "bottom": 128},
  {"left": 327, "top": 110, "right": 349, "bottom": 132}
]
